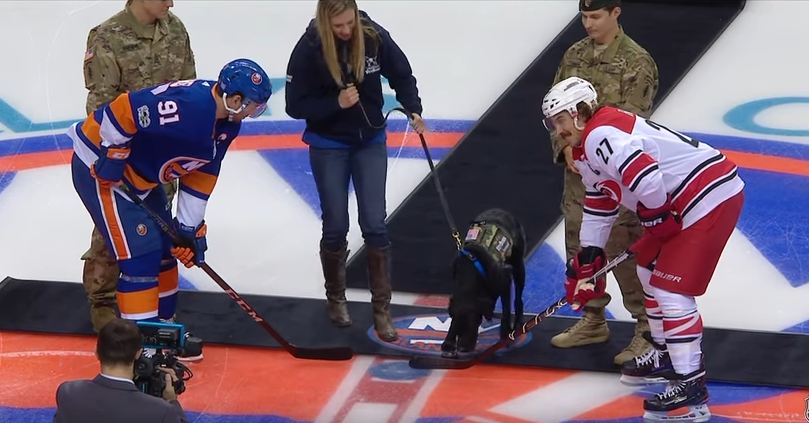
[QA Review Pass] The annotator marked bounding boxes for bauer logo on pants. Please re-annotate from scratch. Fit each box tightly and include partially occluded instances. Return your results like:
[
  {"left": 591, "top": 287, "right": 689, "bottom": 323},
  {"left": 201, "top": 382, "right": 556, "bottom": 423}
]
[{"left": 367, "top": 313, "right": 531, "bottom": 356}]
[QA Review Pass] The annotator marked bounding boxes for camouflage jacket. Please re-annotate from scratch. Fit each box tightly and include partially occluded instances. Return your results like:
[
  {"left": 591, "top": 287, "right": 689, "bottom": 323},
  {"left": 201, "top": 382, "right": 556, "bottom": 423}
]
[
  {"left": 551, "top": 27, "right": 658, "bottom": 163},
  {"left": 83, "top": 6, "right": 196, "bottom": 113}
]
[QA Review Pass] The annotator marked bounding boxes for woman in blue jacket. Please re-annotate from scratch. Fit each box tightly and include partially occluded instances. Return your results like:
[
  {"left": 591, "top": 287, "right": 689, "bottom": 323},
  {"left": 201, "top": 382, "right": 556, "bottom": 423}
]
[{"left": 286, "top": 0, "right": 425, "bottom": 342}]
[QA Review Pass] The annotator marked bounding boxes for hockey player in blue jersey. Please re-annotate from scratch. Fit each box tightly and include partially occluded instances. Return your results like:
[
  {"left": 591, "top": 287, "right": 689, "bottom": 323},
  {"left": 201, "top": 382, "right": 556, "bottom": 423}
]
[{"left": 69, "top": 58, "right": 272, "bottom": 359}]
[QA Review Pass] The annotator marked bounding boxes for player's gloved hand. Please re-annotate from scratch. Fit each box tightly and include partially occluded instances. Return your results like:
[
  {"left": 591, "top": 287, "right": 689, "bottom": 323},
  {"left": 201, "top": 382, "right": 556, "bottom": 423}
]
[
  {"left": 564, "top": 246, "right": 607, "bottom": 311},
  {"left": 171, "top": 219, "right": 207, "bottom": 268},
  {"left": 90, "top": 145, "right": 130, "bottom": 187},
  {"left": 631, "top": 195, "right": 682, "bottom": 267},
  {"left": 636, "top": 195, "right": 681, "bottom": 241}
]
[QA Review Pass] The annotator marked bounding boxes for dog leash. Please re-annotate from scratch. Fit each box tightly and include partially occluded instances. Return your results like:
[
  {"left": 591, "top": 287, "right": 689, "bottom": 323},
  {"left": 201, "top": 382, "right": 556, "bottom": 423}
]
[
  {"left": 368, "top": 105, "right": 464, "bottom": 251},
  {"left": 412, "top": 121, "right": 463, "bottom": 251},
  {"left": 340, "top": 59, "right": 462, "bottom": 249}
]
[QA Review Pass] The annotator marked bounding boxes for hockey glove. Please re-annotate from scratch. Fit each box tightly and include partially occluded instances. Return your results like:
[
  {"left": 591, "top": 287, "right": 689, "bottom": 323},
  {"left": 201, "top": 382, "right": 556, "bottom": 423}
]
[
  {"left": 564, "top": 246, "right": 607, "bottom": 311},
  {"left": 171, "top": 219, "right": 207, "bottom": 268},
  {"left": 632, "top": 195, "right": 682, "bottom": 267},
  {"left": 91, "top": 145, "right": 130, "bottom": 186},
  {"left": 636, "top": 195, "right": 682, "bottom": 242}
]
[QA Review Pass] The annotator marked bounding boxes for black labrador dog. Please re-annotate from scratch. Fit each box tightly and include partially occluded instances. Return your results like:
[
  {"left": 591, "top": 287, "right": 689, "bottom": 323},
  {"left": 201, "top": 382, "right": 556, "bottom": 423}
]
[{"left": 441, "top": 208, "right": 526, "bottom": 357}]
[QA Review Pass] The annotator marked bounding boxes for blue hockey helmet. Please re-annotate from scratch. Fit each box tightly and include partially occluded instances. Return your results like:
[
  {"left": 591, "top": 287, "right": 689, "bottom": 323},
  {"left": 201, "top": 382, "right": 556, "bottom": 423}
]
[{"left": 217, "top": 58, "right": 272, "bottom": 118}]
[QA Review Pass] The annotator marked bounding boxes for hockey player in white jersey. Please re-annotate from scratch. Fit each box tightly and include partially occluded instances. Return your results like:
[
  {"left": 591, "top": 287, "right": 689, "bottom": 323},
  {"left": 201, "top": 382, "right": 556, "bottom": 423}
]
[{"left": 541, "top": 77, "right": 744, "bottom": 422}]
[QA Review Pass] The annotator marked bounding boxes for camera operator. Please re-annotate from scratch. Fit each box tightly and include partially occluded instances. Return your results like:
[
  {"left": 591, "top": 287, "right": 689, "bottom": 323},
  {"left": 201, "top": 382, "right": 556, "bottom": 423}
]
[{"left": 54, "top": 318, "right": 187, "bottom": 423}]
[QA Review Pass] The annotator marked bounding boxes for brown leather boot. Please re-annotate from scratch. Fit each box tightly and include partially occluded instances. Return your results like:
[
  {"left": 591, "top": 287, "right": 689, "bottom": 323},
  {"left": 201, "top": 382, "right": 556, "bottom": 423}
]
[
  {"left": 367, "top": 245, "right": 398, "bottom": 342},
  {"left": 320, "top": 242, "right": 352, "bottom": 327}
]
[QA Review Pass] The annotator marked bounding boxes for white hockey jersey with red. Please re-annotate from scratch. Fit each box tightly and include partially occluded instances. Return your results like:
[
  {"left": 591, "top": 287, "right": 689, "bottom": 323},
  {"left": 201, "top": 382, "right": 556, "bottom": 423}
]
[{"left": 573, "top": 106, "right": 744, "bottom": 249}]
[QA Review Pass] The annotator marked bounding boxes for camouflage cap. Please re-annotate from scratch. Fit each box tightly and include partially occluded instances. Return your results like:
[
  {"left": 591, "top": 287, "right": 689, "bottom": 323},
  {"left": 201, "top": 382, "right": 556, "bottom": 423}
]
[{"left": 579, "top": 0, "right": 621, "bottom": 11}]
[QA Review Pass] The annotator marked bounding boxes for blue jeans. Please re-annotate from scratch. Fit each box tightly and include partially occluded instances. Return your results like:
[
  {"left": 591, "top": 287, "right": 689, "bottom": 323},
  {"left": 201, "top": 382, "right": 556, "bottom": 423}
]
[{"left": 309, "top": 141, "right": 389, "bottom": 250}]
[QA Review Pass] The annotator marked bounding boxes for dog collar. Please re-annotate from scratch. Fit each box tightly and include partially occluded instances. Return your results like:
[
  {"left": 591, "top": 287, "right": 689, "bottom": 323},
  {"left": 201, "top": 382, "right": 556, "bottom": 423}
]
[{"left": 459, "top": 248, "right": 487, "bottom": 278}]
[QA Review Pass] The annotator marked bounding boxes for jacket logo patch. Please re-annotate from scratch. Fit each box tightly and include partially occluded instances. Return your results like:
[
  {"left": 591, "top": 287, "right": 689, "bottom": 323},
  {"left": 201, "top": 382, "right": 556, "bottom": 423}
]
[
  {"left": 365, "top": 56, "right": 381, "bottom": 74},
  {"left": 136, "top": 224, "right": 148, "bottom": 236},
  {"left": 137, "top": 105, "right": 150, "bottom": 128}
]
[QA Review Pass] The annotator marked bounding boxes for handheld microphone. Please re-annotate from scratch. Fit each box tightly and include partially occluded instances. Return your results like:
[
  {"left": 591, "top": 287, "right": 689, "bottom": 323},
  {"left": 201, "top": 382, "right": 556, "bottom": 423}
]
[{"left": 340, "top": 42, "right": 355, "bottom": 87}]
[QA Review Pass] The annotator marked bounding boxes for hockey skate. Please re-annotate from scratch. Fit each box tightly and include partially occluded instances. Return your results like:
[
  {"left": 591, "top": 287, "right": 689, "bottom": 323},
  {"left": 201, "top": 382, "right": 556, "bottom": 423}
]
[
  {"left": 642, "top": 368, "right": 710, "bottom": 422},
  {"left": 620, "top": 332, "right": 675, "bottom": 385}
]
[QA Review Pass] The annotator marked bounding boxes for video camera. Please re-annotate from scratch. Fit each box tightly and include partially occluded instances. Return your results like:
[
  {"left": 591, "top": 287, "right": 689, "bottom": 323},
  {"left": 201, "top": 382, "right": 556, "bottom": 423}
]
[{"left": 134, "top": 321, "right": 201, "bottom": 398}]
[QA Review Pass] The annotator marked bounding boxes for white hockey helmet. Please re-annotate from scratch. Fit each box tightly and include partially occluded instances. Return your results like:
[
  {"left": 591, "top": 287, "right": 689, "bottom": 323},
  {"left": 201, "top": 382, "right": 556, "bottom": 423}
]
[{"left": 541, "top": 77, "right": 598, "bottom": 131}]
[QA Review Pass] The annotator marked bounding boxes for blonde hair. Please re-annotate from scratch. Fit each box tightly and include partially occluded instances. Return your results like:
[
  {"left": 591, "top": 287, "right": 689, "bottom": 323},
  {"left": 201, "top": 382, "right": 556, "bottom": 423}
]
[{"left": 315, "top": 0, "right": 377, "bottom": 86}]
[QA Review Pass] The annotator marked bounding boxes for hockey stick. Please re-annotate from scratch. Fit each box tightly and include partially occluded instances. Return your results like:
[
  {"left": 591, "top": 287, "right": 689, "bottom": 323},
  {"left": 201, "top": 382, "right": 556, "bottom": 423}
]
[
  {"left": 119, "top": 186, "right": 354, "bottom": 361},
  {"left": 409, "top": 250, "right": 633, "bottom": 369}
]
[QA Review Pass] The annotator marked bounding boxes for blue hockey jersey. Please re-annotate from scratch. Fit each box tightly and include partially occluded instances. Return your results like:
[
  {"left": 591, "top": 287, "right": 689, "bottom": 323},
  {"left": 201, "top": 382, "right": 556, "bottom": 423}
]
[{"left": 70, "top": 79, "right": 241, "bottom": 226}]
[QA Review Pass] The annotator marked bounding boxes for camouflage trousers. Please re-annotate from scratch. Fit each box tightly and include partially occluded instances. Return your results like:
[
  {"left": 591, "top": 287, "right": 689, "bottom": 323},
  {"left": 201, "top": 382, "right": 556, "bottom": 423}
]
[
  {"left": 562, "top": 169, "right": 646, "bottom": 321},
  {"left": 81, "top": 181, "right": 177, "bottom": 332}
]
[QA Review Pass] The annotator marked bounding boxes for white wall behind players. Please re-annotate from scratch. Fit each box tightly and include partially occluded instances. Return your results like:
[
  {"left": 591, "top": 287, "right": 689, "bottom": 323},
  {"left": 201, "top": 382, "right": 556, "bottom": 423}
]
[
  {"left": 653, "top": 0, "right": 809, "bottom": 145},
  {"left": 0, "top": 1, "right": 576, "bottom": 122}
]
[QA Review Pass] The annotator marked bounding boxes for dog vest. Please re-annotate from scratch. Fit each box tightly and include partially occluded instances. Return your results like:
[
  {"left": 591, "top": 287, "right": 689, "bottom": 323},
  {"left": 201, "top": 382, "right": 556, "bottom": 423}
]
[{"left": 463, "top": 221, "right": 514, "bottom": 266}]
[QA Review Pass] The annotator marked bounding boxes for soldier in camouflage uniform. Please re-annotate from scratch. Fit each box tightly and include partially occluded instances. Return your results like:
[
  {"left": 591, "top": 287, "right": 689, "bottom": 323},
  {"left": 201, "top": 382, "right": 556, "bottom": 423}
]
[
  {"left": 550, "top": 0, "right": 659, "bottom": 365},
  {"left": 81, "top": 0, "right": 195, "bottom": 332}
]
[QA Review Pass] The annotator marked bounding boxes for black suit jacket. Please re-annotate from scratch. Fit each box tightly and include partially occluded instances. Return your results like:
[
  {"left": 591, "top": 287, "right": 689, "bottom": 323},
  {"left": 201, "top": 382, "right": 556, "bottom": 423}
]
[{"left": 54, "top": 374, "right": 187, "bottom": 423}]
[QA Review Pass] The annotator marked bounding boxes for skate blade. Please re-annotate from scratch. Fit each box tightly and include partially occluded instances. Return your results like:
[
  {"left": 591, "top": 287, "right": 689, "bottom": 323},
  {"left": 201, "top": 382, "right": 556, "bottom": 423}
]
[
  {"left": 643, "top": 404, "right": 710, "bottom": 422},
  {"left": 619, "top": 374, "right": 669, "bottom": 386}
]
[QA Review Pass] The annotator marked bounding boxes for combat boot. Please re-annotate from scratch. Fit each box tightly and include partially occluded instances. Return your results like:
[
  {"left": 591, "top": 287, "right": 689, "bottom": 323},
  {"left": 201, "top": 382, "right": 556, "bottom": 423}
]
[
  {"left": 367, "top": 245, "right": 398, "bottom": 342},
  {"left": 614, "top": 318, "right": 652, "bottom": 365},
  {"left": 550, "top": 307, "right": 609, "bottom": 348},
  {"left": 320, "top": 241, "right": 352, "bottom": 327}
]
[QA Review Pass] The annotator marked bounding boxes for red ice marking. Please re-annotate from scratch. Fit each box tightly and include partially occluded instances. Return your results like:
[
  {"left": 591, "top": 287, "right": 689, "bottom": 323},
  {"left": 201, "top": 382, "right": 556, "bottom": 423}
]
[
  {"left": 0, "top": 132, "right": 465, "bottom": 172},
  {"left": 332, "top": 357, "right": 431, "bottom": 423},
  {"left": 0, "top": 331, "right": 352, "bottom": 420}
]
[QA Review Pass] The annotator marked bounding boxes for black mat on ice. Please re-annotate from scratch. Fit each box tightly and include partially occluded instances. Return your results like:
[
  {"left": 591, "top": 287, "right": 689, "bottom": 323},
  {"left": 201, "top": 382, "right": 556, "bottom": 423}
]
[
  {"left": 346, "top": 0, "right": 746, "bottom": 293},
  {"left": 2, "top": 277, "right": 807, "bottom": 388}
]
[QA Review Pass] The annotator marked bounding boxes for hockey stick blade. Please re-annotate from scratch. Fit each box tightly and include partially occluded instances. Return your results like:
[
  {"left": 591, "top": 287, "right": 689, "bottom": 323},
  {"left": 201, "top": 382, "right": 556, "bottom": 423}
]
[
  {"left": 291, "top": 346, "right": 354, "bottom": 361},
  {"left": 409, "top": 356, "right": 477, "bottom": 370},
  {"left": 118, "top": 186, "right": 354, "bottom": 361},
  {"left": 408, "top": 251, "right": 632, "bottom": 370}
]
